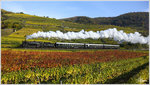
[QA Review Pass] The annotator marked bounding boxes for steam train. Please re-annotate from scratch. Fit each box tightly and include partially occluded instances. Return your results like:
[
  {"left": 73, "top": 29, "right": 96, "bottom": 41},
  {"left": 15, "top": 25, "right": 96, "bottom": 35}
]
[{"left": 22, "top": 41, "right": 120, "bottom": 49}]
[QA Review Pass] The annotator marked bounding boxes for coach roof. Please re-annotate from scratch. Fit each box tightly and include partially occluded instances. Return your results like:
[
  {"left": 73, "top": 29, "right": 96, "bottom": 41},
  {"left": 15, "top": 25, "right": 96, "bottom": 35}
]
[{"left": 56, "top": 42, "right": 85, "bottom": 45}]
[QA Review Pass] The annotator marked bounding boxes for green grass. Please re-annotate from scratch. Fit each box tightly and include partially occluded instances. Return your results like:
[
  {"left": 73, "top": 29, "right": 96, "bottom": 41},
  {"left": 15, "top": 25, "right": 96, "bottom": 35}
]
[
  {"left": 9, "top": 28, "right": 42, "bottom": 38},
  {"left": 1, "top": 28, "right": 44, "bottom": 48}
]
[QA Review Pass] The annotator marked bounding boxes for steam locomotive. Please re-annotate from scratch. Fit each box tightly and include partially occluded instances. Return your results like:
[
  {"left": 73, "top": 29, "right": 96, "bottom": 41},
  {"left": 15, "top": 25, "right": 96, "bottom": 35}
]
[{"left": 22, "top": 41, "right": 120, "bottom": 49}]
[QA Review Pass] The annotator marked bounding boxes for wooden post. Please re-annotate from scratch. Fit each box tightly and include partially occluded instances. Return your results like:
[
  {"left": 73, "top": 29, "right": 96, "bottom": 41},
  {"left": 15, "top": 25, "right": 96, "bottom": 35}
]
[{"left": 24, "top": 35, "right": 27, "bottom": 42}]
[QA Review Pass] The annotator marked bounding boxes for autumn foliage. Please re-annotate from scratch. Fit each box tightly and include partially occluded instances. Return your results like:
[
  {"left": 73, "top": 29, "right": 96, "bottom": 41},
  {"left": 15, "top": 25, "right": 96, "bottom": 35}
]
[{"left": 2, "top": 50, "right": 148, "bottom": 73}]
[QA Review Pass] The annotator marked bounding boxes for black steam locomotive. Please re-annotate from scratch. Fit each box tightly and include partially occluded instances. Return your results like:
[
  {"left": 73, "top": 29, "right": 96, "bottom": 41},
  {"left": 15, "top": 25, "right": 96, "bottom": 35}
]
[{"left": 22, "top": 41, "right": 120, "bottom": 49}]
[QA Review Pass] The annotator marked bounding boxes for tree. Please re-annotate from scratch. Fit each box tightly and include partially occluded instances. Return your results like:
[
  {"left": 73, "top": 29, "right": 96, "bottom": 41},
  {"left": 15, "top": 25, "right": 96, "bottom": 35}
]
[{"left": 20, "top": 12, "right": 24, "bottom": 14}]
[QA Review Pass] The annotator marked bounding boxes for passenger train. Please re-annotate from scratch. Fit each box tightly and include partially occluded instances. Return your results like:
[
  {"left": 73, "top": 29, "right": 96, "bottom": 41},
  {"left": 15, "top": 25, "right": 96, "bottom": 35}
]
[{"left": 22, "top": 41, "right": 120, "bottom": 49}]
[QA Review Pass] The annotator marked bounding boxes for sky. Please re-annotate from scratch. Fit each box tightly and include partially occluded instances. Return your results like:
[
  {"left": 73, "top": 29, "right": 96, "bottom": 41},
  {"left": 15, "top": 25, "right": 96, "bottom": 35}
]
[{"left": 1, "top": 1, "right": 149, "bottom": 19}]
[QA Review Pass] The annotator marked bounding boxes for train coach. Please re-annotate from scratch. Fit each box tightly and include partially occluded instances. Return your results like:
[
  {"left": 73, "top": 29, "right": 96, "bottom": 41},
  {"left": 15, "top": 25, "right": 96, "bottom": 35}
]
[
  {"left": 55, "top": 42, "right": 85, "bottom": 49},
  {"left": 22, "top": 41, "right": 120, "bottom": 49}
]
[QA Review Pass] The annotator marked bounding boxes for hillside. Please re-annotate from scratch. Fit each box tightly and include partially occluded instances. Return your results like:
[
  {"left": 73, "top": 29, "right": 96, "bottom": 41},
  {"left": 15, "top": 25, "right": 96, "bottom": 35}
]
[
  {"left": 1, "top": 9, "right": 148, "bottom": 49},
  {"left": 1, "top": 9, "right": 135, "bottom": 32},
  {"left": 61, "top": 12, "right": 149, "bottom": 36},
  {"left": 2, "top": 9, "right": 142, "bottom": 34}
]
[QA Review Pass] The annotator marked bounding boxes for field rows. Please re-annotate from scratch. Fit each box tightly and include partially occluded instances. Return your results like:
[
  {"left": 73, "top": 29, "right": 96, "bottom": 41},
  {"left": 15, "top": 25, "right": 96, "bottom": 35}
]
[
  {"left": 2, "top": 50, "right": 148, "bottom": 72},
  {"left": 1, "top": 55, "right": 149, "bottom": 84},
  {"left": 1, "top": 50, "right": 149, "bottom": 84},
  {"left": 127, "top": 63, "right": 149, "bottom": 84}
]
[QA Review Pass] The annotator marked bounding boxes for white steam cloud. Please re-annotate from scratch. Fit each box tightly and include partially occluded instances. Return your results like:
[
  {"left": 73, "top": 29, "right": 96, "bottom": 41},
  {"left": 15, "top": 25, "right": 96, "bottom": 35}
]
[{"left": 26, "top": 28, "right": 149, "bottom": 44}]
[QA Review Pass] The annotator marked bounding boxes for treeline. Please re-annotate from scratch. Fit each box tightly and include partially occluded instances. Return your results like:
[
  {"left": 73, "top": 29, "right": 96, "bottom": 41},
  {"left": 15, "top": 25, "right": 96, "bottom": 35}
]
[
  {"left": 95, "top": 12, "right": 149, "bottom": 30},
  {"left": 61, "top": 12, "right": 149, "bottom": 36}
]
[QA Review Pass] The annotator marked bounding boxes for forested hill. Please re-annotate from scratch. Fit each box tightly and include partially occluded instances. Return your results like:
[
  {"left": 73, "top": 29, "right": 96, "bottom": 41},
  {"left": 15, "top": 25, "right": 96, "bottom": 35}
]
[{"left": 61, "top": 12, "right": 149, "bottom": 31}]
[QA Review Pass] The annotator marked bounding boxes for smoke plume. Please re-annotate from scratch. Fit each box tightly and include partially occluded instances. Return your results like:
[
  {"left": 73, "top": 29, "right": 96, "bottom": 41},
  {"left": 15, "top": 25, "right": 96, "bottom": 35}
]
[{"left": 26, "top": 28, "right": 149, "bottom": 44}]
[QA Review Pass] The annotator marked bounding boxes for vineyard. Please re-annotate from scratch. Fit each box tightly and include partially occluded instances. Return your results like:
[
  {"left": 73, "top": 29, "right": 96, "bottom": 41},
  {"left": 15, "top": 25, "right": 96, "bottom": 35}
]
[
  {"left": 1, "top": 9, "right": 149, "bottom": 84},
  {"left": 1, "top": 50, "right": 149, "bottom": 84}
]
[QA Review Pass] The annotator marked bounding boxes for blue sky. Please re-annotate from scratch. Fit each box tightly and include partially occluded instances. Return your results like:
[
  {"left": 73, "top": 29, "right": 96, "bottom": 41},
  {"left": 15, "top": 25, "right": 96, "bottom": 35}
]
[{"left": 2, "top": 1, "right": 149, "bottom": 19}]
